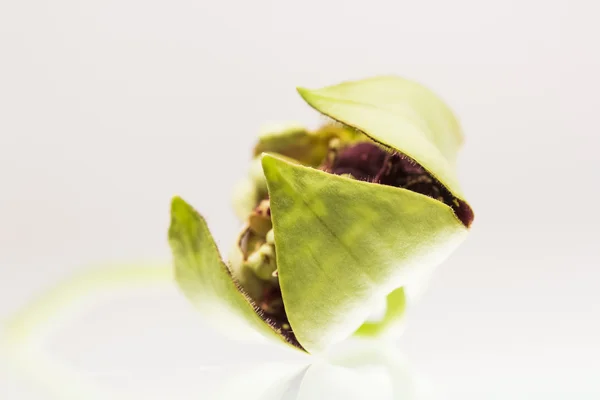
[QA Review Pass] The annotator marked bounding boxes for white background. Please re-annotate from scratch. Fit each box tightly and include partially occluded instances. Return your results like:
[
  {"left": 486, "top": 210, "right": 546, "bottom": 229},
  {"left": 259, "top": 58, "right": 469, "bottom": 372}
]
[{"left": 1, "top": 0, "right": 599, "bottom": 398}]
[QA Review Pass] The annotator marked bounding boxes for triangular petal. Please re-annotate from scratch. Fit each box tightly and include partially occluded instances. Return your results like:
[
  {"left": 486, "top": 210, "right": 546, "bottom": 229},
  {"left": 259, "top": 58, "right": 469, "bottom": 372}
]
[
  {"left": 169, "top": 196, "right": 303, "bottom": 350},
  {"left": 262, "top": 155, "right": 467, "bottom": 353}
]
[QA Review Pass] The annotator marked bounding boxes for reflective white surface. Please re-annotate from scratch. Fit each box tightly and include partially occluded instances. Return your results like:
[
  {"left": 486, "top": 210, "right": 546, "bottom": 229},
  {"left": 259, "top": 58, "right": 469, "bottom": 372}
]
[
  {"left": 1, "top": 0, "right": 599, "bottom": 398},
  {"left": 2, "top": 270, "right": 426, "bottom": 399},
  {"left": 1, "top": 263, "right": 597, "bottom": 399}
]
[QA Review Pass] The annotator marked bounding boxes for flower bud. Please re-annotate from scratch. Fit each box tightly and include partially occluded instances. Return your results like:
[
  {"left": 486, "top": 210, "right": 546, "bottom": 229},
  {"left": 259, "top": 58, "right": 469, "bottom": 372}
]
[{"left": 169, "top": 76, "right": 474, "bottom": 353}]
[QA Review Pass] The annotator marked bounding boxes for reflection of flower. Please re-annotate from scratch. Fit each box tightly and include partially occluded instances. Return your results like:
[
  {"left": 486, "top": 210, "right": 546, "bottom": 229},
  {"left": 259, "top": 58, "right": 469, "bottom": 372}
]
[
  {"left": 4, "top": 265, "right": 433, "bottom": 399},
  {"left": 3, "top": 264, "right": 172, "bottom": 399},
  {"left": 170, "top": 76, "right": 475, "bottom": 353},
  {"left": 212, "top": 340, "right": 432, "bottom": 400}
]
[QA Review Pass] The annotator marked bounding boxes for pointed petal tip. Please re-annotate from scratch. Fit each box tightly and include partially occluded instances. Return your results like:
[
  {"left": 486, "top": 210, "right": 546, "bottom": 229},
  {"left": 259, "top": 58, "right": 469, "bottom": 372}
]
[
  {"left": 296, "top": 86, "right": 310, "bottom": 96},
  {"left": 168, "top": 196, "right": 206, "bottom": 245},
  {"left": 260, "top": 152, "right": 304, "bottom": 186},
  {"left": 170, "top": 196, "right": 192, "bottom": 222},
  {"left": 296, "top": 86, "right": 316, "bottom": 104},
  {"left": 260, "top": 153, "right": 281, "bottom": 185},
  {"left": 260, "top": 152, "right": 284, "bottom": 171},
  {"left": 171, "top": 195, "right": 186, "bottom": 210}
]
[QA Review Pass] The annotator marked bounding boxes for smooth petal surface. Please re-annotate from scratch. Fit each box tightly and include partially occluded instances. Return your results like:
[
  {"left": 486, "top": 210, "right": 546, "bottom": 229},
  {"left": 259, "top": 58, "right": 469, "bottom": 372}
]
[
  {"left": 169, "top": 197, "right": 301, "bottom": 350},
  {"left": 297, "top": 76, "right": 465, "bottom": 199},
  {"left": 262, "top": 155, "right": 468, "bottom": 353}
]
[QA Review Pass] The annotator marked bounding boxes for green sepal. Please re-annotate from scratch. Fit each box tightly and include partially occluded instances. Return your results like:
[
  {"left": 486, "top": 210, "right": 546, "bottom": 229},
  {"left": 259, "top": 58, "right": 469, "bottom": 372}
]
[
  {"left": 253, "top": 123, "right": 330, "bottom": 168},
  {"left": 169, "top": 196, "right": 303, "bottom": 350},
  {"left": 262, "top": 155, "right": 468, "bottom": 353},
  {"left": 354, "top": 287, "right": 406, "bottom": 338},
  {"left": 297, "top": 76, "right": 466, "bottom": 200}
]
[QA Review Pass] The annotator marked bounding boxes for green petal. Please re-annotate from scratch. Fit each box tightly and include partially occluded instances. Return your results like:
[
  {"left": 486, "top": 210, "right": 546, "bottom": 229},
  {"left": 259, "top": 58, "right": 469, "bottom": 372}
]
[
  {"left": 253, "top": 123, "right": 330, "bottom": 167},
  {"left": 262, "top": 155, "right": 467, "bottom": 353},
  {"left": 297, "top": 76, "right": 465, "bottom": 199},
  {"left": 168, "top": 196, "right": 302, "bottom": 350},
  {"left": 354, "top": 287, "right": 406, "bottom": 338}
]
